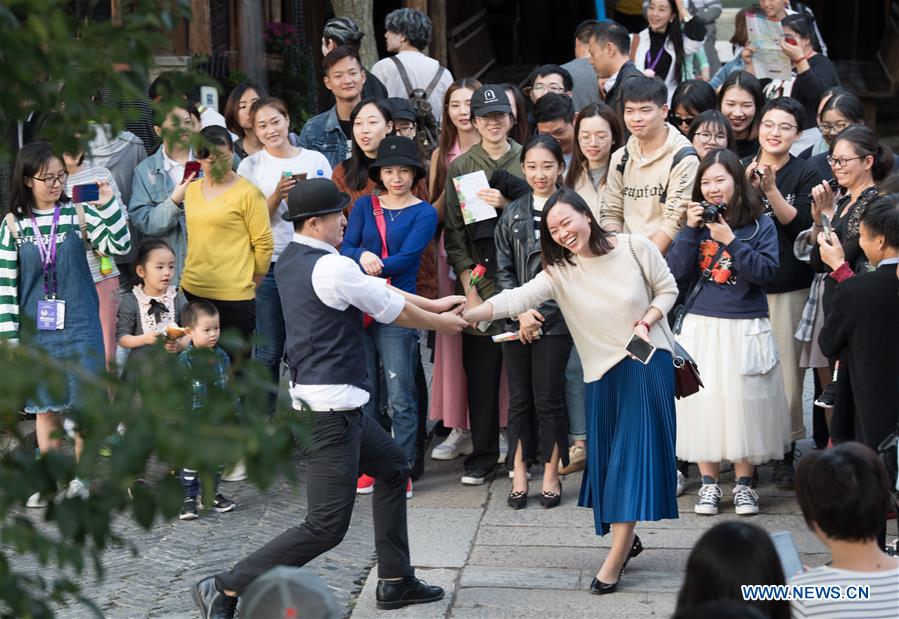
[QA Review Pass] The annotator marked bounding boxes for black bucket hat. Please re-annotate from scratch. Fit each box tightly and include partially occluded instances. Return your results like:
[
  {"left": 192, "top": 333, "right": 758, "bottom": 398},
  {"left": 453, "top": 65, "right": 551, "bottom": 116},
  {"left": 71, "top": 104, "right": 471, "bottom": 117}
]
[
  {"left": 280, "top": 177, "right": 350, "bottom": 221},
  {"left": 368, "top": 135, "right": 425, "bottom": 182}
]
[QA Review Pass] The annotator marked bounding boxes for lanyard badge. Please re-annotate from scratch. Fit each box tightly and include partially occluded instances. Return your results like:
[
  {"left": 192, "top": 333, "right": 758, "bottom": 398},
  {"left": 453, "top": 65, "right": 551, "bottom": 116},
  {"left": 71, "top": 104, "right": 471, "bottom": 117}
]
[{"left": 31, "top": 207, "right": 65, "bottom": 330}]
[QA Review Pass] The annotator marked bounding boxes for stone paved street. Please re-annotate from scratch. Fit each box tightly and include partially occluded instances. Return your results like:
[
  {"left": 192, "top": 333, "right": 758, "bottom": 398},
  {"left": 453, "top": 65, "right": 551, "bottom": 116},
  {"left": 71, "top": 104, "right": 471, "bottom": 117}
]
[{"left": 14, "top": 439, "right": 898, "bottom": 618}]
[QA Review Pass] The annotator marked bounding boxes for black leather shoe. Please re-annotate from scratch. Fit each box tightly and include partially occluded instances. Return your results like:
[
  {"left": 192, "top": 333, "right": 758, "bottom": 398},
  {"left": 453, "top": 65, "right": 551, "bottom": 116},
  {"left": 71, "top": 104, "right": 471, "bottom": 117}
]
[
  {"left": 539, "top": 481, "right": 562, "bottom": 509},
  {"left": 192, "top": 576, "right": 237, "bottom": 619},
  {"left": 376, "top": 576, "right": 445, "bottom": 610},
  {"left": 507, "top": 489, "right": 528, "bottom": 509},
  {"left": 589, "top": 576, "right": 618, "bottom": 595},
  {"left": 620, "top": 534, "right": 644, "bottom": 575}
]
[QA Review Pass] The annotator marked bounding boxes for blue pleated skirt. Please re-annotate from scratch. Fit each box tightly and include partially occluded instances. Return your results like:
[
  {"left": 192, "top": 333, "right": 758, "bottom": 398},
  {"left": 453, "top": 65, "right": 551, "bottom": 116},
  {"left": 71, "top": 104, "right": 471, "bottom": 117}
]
[{"left": 577, "top": 352, "right": 679, "bottom": 535}]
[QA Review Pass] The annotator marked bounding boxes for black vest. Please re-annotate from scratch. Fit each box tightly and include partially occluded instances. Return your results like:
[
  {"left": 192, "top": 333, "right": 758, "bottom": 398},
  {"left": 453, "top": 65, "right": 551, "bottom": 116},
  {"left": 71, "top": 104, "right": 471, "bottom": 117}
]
[{"left": 275, "top": 242, "right": 367, "bottom": 389}]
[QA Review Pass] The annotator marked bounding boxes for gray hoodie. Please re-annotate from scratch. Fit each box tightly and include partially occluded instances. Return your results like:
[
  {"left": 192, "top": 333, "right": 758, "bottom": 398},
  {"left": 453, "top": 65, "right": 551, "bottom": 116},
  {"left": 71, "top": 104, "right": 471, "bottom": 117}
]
[{"left": 87, "top": 125, "right": 147, "bottom": 206}]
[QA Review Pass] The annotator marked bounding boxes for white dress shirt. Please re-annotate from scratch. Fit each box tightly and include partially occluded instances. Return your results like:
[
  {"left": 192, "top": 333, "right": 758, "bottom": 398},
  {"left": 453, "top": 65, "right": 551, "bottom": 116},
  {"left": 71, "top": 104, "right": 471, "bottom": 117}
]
[{"left": 288, "top": 233, "right": 406, "bottom": 412}]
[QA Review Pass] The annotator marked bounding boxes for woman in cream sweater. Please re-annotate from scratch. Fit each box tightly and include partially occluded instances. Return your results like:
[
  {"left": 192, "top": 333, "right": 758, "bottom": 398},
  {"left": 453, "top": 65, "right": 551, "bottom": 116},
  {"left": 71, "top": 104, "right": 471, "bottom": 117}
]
[{"left": 463, "top": 187, "right": 679, "bottom": 595}]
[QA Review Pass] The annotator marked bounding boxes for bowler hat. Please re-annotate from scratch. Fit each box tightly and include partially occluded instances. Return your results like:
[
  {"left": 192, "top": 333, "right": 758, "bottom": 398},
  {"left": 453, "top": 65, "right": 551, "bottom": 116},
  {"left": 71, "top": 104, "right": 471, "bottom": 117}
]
[
  {"left": 368, "top": 135, "right": 425, "bottom": 182},
  {"left": 471, "top": 84, "right": 512, "bottom": 117},
  {"left": 280, "top": 177, "right": 350, "bottom": 221}
]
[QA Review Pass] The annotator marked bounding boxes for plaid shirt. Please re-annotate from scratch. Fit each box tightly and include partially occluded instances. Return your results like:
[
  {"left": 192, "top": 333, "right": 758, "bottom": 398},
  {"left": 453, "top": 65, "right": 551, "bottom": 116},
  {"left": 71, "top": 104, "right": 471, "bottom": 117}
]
[
  {"left": 178, "top": 344, "right": 231, "bottom": 411},
  {"left": 792, "top": 228, "right": 824, "bottom": 343}
]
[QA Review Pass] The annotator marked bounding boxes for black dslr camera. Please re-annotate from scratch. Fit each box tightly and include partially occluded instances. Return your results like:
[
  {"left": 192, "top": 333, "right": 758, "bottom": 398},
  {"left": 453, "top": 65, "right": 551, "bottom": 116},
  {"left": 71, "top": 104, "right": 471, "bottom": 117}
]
[{"left": 701, "top": 201, "right": 727, "bottom": 223}]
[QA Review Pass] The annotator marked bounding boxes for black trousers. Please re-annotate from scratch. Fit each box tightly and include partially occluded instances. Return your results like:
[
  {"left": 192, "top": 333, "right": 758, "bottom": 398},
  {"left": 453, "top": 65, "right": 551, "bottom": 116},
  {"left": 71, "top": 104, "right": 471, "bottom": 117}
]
[
  {"left": 183, "top": 290, "right": 255, "bottom": 366},
  {"left": 502, "top": 334, "right": 572, "bottom": 468},
  {"left": 215, "top": 409, "right": 413, "bottom": 594},
  {"left": 462, "top": 333, "right": 504, "bottom": 472}
]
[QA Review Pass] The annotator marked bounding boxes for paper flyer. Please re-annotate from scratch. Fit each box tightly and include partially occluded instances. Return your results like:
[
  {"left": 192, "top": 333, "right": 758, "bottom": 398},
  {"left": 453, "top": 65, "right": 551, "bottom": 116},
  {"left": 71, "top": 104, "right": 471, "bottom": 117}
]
[{"left": 453, "top": 170, "right": 497, "bottom": 225}]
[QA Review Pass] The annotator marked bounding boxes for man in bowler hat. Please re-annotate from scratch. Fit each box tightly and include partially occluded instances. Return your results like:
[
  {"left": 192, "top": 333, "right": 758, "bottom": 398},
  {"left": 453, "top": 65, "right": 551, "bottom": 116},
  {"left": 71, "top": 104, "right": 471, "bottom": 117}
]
[{"left": 193, "top": 178, "right": 468, "bottom": 618}]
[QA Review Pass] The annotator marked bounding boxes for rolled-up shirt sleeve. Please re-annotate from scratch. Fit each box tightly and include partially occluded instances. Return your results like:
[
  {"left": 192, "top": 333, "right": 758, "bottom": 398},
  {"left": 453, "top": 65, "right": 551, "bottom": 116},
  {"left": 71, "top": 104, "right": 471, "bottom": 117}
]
[{"left": 312, "top": 254, "right": 405, "bottom": 323}]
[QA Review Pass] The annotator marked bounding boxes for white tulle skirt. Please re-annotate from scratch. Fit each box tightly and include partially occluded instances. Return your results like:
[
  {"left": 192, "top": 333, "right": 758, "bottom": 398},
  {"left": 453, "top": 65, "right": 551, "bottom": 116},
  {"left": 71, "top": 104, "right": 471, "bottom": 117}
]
[{"left": 675, "top": 314, "right": 792, "bottom": 464}]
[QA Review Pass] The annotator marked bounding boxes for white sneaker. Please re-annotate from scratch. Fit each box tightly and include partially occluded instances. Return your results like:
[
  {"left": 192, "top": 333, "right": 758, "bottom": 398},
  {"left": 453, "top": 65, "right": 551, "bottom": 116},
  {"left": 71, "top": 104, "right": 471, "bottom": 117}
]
[
  {"left": 65, "top": 478, "right": 90, "bottom": 500},
  {"left": 221, "top": 460, "right": 248, "bottom": 482},
  {"left": 676, "top": 470, "right": 687, "bottom": 497},
  {"left": 430, "top": 428, "right": 473, "bottom": 461},
  {"left": 694, "top": 483, "right": 722, "bottom": 515},
  {"left": 26, "top": 492, "right": 48, "bottom": 508},
  {"left": 733, "top": 484, "right": 760, "bottom": 515},
  {"left": 498, "top": 432, "right": 508, "bottom": 464}
]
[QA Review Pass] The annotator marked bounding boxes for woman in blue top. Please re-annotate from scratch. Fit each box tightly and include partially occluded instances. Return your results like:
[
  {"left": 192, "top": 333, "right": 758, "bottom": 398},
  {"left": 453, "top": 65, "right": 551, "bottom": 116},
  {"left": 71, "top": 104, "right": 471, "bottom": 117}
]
[
  {"left": 666, "top": 148, "right": 790, "bottom": 518},
  {"left": 340, "top": 135, "right": 438, "bottom": 495}
]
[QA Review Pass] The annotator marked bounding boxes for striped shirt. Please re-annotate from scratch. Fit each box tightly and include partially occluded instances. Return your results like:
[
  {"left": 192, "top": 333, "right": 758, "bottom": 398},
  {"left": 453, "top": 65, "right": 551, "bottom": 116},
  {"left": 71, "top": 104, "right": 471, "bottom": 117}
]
[
  {"left": 0, "top": 200, "right": 131, "bottom": 341},
  {"left": 532, "top": 194, "right": 548, "bottom": 241},
  {"left": 789, "top": 565, "right": 899, "bottom": 618}
]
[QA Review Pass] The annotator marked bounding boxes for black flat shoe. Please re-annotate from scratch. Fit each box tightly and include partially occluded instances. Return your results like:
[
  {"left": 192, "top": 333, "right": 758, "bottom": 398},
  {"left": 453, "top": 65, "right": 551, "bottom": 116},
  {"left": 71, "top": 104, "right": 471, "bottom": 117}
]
[
  {"left": 376, "top": 576, "right": 445, "bottom": 610},
  {"left": 539, "top": 481, "right": 562, "bottom": 509},
  {"left": 507, "top": 489, "right": 528, "bottom": 509},
  {"left": 620, "top": 534, "right": 644, "bottom": 575},
  {"left": 589, "top": 576, "right": 618, "bottom": 595}
]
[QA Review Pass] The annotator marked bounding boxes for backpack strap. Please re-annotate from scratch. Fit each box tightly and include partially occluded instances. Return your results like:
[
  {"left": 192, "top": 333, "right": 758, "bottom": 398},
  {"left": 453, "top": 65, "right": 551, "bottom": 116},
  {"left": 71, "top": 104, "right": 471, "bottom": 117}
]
[
  {"left": 660, "top": 145, "right": 699, "bottom": 204},
  {"left": 4, "top": 213, "right": 21, "bottom": 245},
  {"left": 389, "top": 56, "right": 416, "bottom": 97},
  {"left": 616, "top": 149, "right": 630, "bottom": 174},
  {"left": 423, "top": 65, "right": 446, "bottom": 98},
  {"left": 73, "top": 202, "right": 92, "bottom": 251}
]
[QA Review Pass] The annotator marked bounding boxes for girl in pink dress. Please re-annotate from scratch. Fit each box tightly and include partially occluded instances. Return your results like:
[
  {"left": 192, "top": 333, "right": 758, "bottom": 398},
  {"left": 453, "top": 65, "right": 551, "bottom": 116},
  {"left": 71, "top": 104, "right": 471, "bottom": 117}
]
[{"left": 427, "top": 78, "right": 510, "bottom": 460}]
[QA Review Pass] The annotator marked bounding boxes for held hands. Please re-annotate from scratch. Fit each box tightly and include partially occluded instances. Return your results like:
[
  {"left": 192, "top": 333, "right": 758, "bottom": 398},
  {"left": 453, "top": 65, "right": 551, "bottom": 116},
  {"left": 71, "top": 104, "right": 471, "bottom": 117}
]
[
  {"left": 685, "top": 202, "right": 705, "bottom": 229},
  {"left": 707, "top": 215, "right": 736, "bottom": 245},
  {"left": 461, "top": 301, "right": 492, "bottom": 326},
  {"left": 476, "top": 188, "right": 509, "bottom": 210},
  {"left": 816, "top": 231, "right": 846, "bottom": 270},
  {"left": 437, "top": 302, "right": 468, "bottom": 335},
  {"left": 171, "top": 172, "right": 197, "bottom": 205},
  {"left": 429, "top": 295, "right": 467, "bottom": 314},
  {"left": 517, "top": 309, "right": 544, "bottom": 345},
  {"left": 359, "top": 251, "right": 384, "bottom": 276},
  {"left": 811, "top": 180, "right": 837, "bottom": 224}
]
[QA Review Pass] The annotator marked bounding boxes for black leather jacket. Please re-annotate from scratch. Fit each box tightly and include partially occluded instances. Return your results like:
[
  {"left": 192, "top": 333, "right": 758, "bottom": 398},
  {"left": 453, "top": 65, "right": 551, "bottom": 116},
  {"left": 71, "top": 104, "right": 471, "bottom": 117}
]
[{"left": 493, "top": 194, "right": 568, "bottom": 336}]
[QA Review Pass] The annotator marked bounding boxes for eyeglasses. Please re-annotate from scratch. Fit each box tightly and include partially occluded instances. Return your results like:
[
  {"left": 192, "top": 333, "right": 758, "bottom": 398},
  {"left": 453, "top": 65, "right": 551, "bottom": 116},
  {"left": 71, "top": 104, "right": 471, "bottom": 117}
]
[
  {"left": 695, "top": 131, "right": 728, "bottom": 144},
  {"left": 760, "top": 120, "right": 798, "bottom": 133},
  {"left": 818, "top": 121, "right": 850, "bottom": 135},
  {"left": 578, "top": 132, "right": 610, "bottom": 145},
  {"left": 826, "top": 155, "right": 863, "bottom": 168},
  {"left": 669, "top": 114, "right": 695, "bottom": 127},
  {"left": 526, "top": 83, "right": 565, "bottom": 96},
  {"left": 29, "top": 172, "right": 69, "bottom": 188}
]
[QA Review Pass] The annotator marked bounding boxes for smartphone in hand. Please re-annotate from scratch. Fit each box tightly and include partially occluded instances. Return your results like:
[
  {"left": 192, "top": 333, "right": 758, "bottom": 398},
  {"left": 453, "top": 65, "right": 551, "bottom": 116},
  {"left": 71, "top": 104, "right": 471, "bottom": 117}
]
[
  {"left": 626, "top": 334, "right": 656, "bottom": 365},
  {"left": 182, "top": 161, "right": 201, "bottom": 183},
  {"left": 821, "top": 214, "right": 833, "bottom": 243},
  {"left": 292, "top": 172, "right": 308, "bottom": 182},
  {"left": 71, "top": 183, "right": 99, "bottom": 203}
]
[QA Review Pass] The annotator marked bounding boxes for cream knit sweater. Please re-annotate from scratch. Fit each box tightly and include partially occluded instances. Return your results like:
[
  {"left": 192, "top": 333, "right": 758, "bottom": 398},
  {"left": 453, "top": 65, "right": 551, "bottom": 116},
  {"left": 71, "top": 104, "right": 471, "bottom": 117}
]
[{"left": 489, "top": 234, "right": 679, "bottom": 382}]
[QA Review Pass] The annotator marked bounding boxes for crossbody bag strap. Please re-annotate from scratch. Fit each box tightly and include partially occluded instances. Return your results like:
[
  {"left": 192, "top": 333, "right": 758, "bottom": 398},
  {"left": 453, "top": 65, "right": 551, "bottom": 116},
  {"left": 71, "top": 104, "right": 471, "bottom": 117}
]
[
  {"left": 626, "top": 236, "right": 684, "bottom": 367},
  {"left": 389, "top": 56, "right": 415, "bottom": 97},
  {"left": 371, "top": 195, "right": 392, "bottom": 286},
  {"left": 671, "top": 242, "right": 727, "bottom": 335}
]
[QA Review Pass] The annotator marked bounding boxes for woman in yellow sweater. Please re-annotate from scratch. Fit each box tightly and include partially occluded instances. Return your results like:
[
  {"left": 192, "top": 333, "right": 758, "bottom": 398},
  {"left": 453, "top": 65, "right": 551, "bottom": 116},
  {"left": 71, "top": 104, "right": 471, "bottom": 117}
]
[{"left": 181, "top": 126, "right": 274, "bottom": 364}]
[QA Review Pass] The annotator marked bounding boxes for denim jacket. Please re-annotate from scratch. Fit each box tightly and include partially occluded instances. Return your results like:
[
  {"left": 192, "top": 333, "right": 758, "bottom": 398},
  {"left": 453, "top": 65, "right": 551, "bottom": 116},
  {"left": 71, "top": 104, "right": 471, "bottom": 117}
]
[
  {"left": 298, "top": 107, "right": 349, "bottom": 170},
  {"left": 493, "top": 194, "right": 568, "bottom": 336},
  {"left": 129, "top": 148, "right": 188, "bottom": 286}
]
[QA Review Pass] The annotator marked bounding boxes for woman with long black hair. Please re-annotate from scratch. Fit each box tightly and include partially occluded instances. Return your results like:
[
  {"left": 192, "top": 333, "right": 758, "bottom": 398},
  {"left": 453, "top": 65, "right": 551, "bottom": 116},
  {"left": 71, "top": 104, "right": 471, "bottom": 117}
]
[
  {"left": 463, "top": 187, "right": 680, "bottom": 593},
  {"left": 632, "top": 0, "right": 707, "bottom": 103}
]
